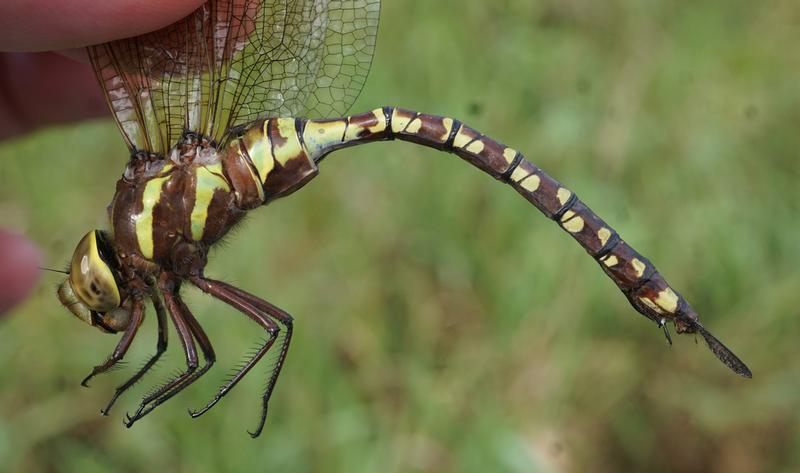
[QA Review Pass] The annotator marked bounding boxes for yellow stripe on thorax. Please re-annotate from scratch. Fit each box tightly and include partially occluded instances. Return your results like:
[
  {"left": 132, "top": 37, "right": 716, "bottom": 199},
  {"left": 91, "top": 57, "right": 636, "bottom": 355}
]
[
  {"left": 133, "top": 174, "right": 171, "bottom": 259},
  {"left": 244, "top": 122, "right": 273, "bottom": 183},
  {"left": 272, "top": 118, "right": 306, "bottom": 167},
  {"left": 191, "top": 162, "right": 230, "bottom": 241}
]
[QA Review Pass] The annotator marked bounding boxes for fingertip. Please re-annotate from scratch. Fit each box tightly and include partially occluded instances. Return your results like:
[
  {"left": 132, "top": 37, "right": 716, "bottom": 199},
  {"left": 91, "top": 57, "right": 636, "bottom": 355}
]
[
  {"left": 0, "top": 0, "right": 205, "bottom": 52},
  {"left": 0, "top": 229, "right": 42, "bottom": 316}
]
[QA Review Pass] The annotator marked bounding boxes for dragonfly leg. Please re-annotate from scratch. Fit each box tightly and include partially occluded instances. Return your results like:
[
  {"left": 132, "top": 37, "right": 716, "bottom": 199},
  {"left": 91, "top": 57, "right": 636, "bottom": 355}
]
[
  {"left": 193, "top": 278, "right": 293, "bottom": 438},
  {"left": 80, "top": 297, "right": 144, "bottom": 387},
  {"left": 101, "top": 290, "right": 169, "bottom": 415},
  {"left": 125, "top": 291, "right": 216, "bottom": 423},
  {"left": 187, "top": 276, "right": 288, "bottom": 437},
  {"left": 125, "top": 280, "right": 199, "bottom": 427},
  {"left": 659, "top": 318, "right": 673, "bottom": 346}
]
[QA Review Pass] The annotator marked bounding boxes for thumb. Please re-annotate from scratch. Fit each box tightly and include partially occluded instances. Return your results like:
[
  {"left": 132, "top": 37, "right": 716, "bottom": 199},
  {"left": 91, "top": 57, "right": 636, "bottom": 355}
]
[{"left": 0, "top": 229, "right": 42, "bottom": 316}]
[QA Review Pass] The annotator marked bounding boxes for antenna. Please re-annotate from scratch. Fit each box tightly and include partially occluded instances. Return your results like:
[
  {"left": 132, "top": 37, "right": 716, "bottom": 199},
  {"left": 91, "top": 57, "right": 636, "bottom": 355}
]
[{"left": 39, "top": 266, "right": 69, "bottom": 275}]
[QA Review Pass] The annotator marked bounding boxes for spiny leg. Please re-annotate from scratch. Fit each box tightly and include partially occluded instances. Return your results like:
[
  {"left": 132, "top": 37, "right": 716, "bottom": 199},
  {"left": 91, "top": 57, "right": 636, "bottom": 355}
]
[
  {"left": 176, "top": 293, "right": 216, "bottom": 382},
  {"left": 126, "top": 291, "right": 216, "bottom": 421},
  {"left": 188, "top": 276, "right": 283, "bottom": 436},
  {"left": 203, "top": 278, "right": 294, "bottom": 438},
  {"left": 125, "top": 283, "right": 198, "bottom": 427},
  {"left": 81, "top": 297, "right": 144, "bottom": 387},
  {"left": 101, "top": 290, "right": 169, "bottom": 415}
]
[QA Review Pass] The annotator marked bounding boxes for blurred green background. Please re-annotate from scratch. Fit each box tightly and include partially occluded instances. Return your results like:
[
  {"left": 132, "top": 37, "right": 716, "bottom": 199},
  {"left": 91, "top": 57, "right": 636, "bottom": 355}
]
[{"left": 1, "top": 0, "right": 799, "bottom": 472}]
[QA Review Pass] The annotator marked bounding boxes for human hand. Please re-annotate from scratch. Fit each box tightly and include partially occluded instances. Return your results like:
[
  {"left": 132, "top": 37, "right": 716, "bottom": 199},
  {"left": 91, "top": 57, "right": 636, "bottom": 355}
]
[
  {"left": 0, "top": 0, "right": 203, "bottom": 316},
  {"left": 0, "top": 0, "right": 204, "bottom": 139}
]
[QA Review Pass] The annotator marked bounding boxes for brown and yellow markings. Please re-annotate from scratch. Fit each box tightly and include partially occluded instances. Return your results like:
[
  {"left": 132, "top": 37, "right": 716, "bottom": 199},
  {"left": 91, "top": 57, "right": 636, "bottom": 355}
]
[
  {"left": 452, "top": 125, "right": 479, "bottom": 149},
  {"left": 511, "top": 164, "right": 541, "bottom": 192},
  {"left": 343, "top": 109, "right": 386, "bottom": 141},
  {"left": 224, "top": 140, "right": 264, "bottom": 206},
  {"left": 243, "top": 122, "right": 273, "bottom": 183},
  {"left": 133, "top": 174, "right": 172, "bottom": 259},
  {"left": 502, "top": 147, "right": 517, "bottom": 166},
  {"left": 560, "top": 209, "right": 585, "bottom": 233},
  {"left": 405, "top": 116, "right": 423, "bottom": 134},
  {"left": 638, "top": 296, "right": 665, "bottom": 314},
  {"left": 397, "top": 113, "right": 454, "bottom": 146},
  {"left": 465, "top": 139, "right": 484, "bottom": 154},
  {"left": 191, "top": 162, "right": 230, "bottom": 241},
  {"left": 440, "top": 118, "right": 454, "bottom": 142},
  {"left": 303, "top": 119, "right": 347, "bottom": 159},
  {"left": 597, "top": 227, "right": 612, "bottom": 247},
  {"left": 556, "top": 187, "right": 572, "bottom": 206},
  {"left": 271, "top": 118, "right": 306, "bottom": 167},
  {"left": 390, "top": 108, "right": 416, "bottom": 134},
  {"left": 631, "top": 258, "right": 647, "bottom": 278},
  {"left": 600, "top": 254, "right": 619, "bottom": 267},
  {"left": 509, "top": 165, "right": 529, "bottom": 182},
  {"left": 652, "top": 287, "right": 679, "bottom": 313}
]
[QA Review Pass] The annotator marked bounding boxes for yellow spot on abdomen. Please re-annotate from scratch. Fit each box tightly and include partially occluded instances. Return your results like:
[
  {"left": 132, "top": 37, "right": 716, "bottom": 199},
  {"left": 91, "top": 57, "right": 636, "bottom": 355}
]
[
  {"left": 654, "top": 288, "right": 679, "bottom": 313},
  {"left": 520, "top": 174, "right": 541, "bottom": 192},
  {"left": 303, "top": 119, "right": 347, "bottom": 160},
  {"left": 562, "top": 215, "right": 585, "bottom": 233},
  {"left": 405, "top": 117, "right": 423, "bottom": 134},
  {"left": 598, "top": 227, "right": 612, "bottom": 246},
  {"left": 440, "top": 118, "right": 454, "bottom": 141},
  {"left": 510, "top": 166, "right": 529, "bottom": 183},
  {"left": 557, "top": 188, "right": 572, "bottom": 205},
  {"left": 503, "top": 147, "right": 517, "bottom": 165},
  {"left": 452, "top": 127, "right": 471, "bottom": 148},
  {"left": 391, "top": 109, "right": 412, "bottom": 134},
  {"left": 369, "top": 109, "right": 387, "bottom": 133},
  {"left": 639, "top": 297, "right": 665, "bottom": 314},
  {"left": 134, "top": 175, "right": 171, "bottom": 259},
  {"left": 631, "top": 258, "right": 646, "bottom": 278},
  {"left": 465, "top": 140, "right": 484, "bottom": 154},
  {"left": 602, "top": 255, "right": 619, "bottom": 267}
]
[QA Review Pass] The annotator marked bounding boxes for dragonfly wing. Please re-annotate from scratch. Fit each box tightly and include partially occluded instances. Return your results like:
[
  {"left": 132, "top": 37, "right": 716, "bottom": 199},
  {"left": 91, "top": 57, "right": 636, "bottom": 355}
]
[
  {"left": 88, "top": 0, "right": 381, "bottom": 155},
  {"left": 211, "top": 0, "right": 381, "bottom": 135}
]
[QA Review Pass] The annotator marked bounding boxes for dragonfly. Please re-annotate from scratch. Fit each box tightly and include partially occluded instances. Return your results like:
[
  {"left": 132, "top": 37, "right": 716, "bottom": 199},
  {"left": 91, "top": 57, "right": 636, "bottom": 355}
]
[{"left": 55, "top": 0, "right": 751, "bottom": 438}]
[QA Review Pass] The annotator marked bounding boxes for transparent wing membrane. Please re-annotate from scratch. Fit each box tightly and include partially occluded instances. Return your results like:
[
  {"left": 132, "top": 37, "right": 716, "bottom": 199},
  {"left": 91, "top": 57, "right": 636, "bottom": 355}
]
[{"left": 89, "top": 0, "right": 380, "bottom": 155}]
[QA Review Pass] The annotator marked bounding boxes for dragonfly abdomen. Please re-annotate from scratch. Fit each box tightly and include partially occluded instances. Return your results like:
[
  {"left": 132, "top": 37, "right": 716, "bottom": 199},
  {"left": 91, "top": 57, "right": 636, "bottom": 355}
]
[
  {"left": 225, "top": 108, "right": 689, "bottom": 326},
  {"left": 224, "top": 118, "right": 320, "bottom": 208},
  {"left": 291, "top": 107, "right": 697, "bottom": 330}
]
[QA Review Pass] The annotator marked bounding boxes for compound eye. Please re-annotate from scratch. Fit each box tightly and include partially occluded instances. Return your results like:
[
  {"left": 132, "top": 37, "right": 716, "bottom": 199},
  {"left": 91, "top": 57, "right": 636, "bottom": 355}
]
[{"left": 68, "top": 231, "right": 121, "bottom": 312}]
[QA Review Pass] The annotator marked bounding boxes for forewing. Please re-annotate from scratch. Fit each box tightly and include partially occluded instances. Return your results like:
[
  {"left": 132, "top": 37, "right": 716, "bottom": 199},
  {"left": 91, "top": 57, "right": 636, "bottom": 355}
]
[
  {"left": 89, "top": 6, "right": 213, "bottom": 155},
  {"left": 210, "top": 0, "right": 381, "bottom": 137},
  {"left": 89, "top": 0, "right": 380, "bottom": 155}
]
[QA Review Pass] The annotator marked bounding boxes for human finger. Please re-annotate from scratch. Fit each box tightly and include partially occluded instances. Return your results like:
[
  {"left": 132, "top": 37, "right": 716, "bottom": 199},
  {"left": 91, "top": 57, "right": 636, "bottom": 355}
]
[
  {"left": 0, "top": 229, "right": 41, "bottom": 316},
  {"left": 0, "top": 0, "right": 204, "bottom": 52},
  {"left": 0, "top": 52, "right": 108, "bottom": 140}
]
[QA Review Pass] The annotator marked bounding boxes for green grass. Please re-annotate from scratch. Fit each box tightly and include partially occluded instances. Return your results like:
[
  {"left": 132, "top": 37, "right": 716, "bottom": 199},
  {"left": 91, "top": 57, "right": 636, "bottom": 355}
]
[{"left": 1, "top": 1, "right": 799, "bottom": 472}]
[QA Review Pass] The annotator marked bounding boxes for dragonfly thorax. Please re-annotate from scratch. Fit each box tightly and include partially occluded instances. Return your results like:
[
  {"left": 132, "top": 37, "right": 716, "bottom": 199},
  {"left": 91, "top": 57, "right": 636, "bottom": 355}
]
[
  {"left": 111, "top": 142, "right": 244, "bottom": 277},
  {"left": 170, "top": 132, "right": 217, "bottom": 164}
]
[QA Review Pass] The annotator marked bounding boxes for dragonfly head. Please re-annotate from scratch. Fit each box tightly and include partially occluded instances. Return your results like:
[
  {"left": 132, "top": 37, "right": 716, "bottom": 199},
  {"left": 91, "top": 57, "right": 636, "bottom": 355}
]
[{"left": 57, "top": 230, "right": 130, "bottom": 334}]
